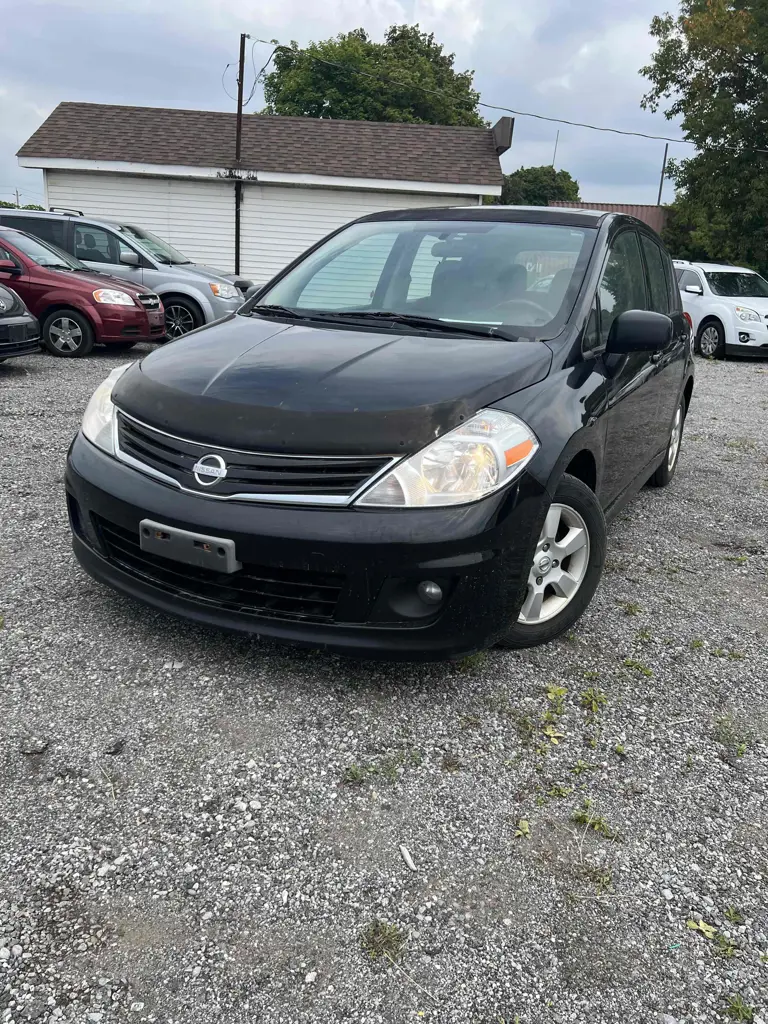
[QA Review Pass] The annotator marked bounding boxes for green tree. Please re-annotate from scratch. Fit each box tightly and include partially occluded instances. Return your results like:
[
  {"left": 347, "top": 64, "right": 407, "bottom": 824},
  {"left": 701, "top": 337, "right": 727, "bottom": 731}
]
[
  {"left": 642, "top": 0, "right": 768, "bottom": 272},
  {"left": 0, "top": 201, "right": 44, "bottom": 210},
  {"left": 495, "top": 166, "right": 581, "bottom": 206},
  {"left": 261, "top": 25, "right": 485, "bottom": 126}
]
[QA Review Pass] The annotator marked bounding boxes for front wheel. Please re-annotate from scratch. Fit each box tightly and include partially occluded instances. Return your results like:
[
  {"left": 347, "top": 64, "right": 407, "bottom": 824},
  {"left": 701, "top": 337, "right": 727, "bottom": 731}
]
[
  {"left": 42, "top": 310, "right": 94, "bottom": 357},
  {"left": 697, "top": 320, "right": 725, "bottom": 359},
  {"left": 164, "top": 297, "right": 202, "bottom": 339},
  {"left": 498, "top": 474, "right": 606, "bottom": 649}
]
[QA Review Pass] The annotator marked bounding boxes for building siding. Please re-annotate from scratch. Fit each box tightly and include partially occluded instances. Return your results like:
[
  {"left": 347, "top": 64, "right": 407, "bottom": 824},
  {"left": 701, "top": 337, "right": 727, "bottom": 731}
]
[
  {"left": 240, "top": 184, "right": 466, "bottom": 282},
  {"left": 549, "top": 202, "right": 668, "bottom": 235},
  {"left": 46, "top": 171, "right": 237, "bottom": 270},
  {"left": 45, "top": 170, "right": 468, "bottom": 280}
]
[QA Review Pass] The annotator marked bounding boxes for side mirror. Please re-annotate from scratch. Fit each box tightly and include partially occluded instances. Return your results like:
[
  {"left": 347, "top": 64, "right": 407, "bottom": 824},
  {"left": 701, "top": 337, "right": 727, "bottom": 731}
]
[
  {"left": 244, "top": 283, "right": 263, "bottom": 300},
  {"left": 684, "top": 283, "right": 703, "bottom": 295},
  {"left": 120, "top": 251, "right": 140, "bottom": 267},
  {"left": 606, "top": 309, "right": 672, "bottom": 354},
  {"left": 0, "top": 259, "right": 21, "bottom": 275}
]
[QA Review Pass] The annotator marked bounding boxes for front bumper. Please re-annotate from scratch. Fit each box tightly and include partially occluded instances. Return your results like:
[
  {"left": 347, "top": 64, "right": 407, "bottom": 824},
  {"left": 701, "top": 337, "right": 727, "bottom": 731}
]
[
  {"left": 0, "top": 314, "right": 40, "bottom": 359},
  {"left": 65, "top": 433, "right": 548, "bottom": 660},
  {"left": 94, "top": 304, "right": 166, "bottom": 344},
  {"left": 727, "top": 317, "right": 768, "bottom": 356},
  {"left": 207, "top": 294, "right": 245, "bottom": 322}
]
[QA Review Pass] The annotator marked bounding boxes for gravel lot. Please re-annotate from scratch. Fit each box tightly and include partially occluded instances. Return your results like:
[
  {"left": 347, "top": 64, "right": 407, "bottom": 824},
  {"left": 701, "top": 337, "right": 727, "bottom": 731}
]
[{"left": 1, "top": 347, "right": 767, "bottom": 1024}]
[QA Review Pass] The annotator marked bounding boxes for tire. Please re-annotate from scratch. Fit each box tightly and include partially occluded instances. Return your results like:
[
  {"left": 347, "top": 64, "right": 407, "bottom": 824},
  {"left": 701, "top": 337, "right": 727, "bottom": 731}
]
[
  {"left": 648, "top": 398, "right": 685, "bottom": 488},
  {"left": 163, "top": 296, "right": 203, "bottom": 339},
  {"left": 498, "top": 474, "right": 607, "bottom": 649},
  {"left": 696, "top": 319, "right": 725, "bottom": 359},
  {"left": 42, "top": 310, "right": 94, "bottom": 357}
]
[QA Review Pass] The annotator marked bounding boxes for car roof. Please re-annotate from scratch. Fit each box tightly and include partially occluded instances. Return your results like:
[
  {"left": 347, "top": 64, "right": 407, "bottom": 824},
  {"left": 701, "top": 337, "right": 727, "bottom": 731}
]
[
  {"left": 673, "top": 259, "right": 754, "bottom": 274},
  {"left": 360, "top": 205, "right": 630, "bottom": 229}
]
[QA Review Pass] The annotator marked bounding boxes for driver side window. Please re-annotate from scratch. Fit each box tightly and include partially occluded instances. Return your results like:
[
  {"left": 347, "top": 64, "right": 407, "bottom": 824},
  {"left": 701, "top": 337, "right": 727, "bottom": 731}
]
[{"left": 597, "top": 231, "right": 647, "bottom": 341}]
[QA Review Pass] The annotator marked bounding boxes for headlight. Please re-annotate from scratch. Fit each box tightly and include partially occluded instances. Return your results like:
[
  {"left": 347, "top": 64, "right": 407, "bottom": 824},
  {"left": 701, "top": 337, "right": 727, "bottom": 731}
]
[
  {"left": 356, "top": 409, "right": 538, "bottom": 508},
  {"left": 93, "top": 288, "right": 135, "bottom": 306},
  {"left": 209, "top": 281, "right": 240, "bottom": 299},
  {"left": 735, "top": 306, "right": 760, "bottom": 322},
  {"left": 81, "top": 364, "right": 133, "bottom": 454}
]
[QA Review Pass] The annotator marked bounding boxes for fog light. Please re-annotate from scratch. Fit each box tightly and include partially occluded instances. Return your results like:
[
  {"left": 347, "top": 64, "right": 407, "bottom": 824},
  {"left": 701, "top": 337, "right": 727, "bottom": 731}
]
[
  {"left": 417, "top": 580, "right": 443, "bottom": 605},
  {"left": 739, "top": 332, "right": 751, "bottom": 343}
]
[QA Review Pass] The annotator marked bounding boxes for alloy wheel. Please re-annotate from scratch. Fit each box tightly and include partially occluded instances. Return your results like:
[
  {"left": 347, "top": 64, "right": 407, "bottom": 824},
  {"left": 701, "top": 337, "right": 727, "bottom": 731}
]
[
  {"left": 699, "top": 325, "right": 720, "bottom": 357},
  {"left": 518, "top": 503, "right": 591, "bottom": 625},
  {"left": 48, "top": 317, "right": 83, "bottom": 353},
  {"left": 667, "top": 404, "right": 683, "bottom": 472},
  {"left": 165, "top": 305, "right": 195, "bottom": 338}
]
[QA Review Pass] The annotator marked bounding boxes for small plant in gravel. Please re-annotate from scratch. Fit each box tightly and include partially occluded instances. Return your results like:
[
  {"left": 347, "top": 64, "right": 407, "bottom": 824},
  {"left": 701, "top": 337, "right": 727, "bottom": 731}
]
[
  {"left": 618, "top": 600, "right": 641, "bottom": 616},
  {"left": 636, "top": 628, "right": 652, "bottom": 642},
  {"left": 512, "top": 712, "right": 536, "bottom": 746},
  {"left": 623, "top": 658, "right": 653, "bottom": 677},
  {"left": 580, "top": 687, "right": 607, "bottom": 713},
  {"left": 613, "top": 742, "right": 627, "bottom": 758},
  {"left": 728, "top": 650, "right": 745, "bottom": 660},
  {"left": 545, "top": 684, "right": 568, "bottom": 715},
  {"left": 541, "top": 723, "right": 565, "bottom": 744},
  {"left": 546, "top": 782, "right": 573, "bottom": 798},
  {"left": 725, "top": 438, "right": 755, "bottom": 452},
  {"left": 712, "top": 713, "right": 751, "bottom": 760},
  {"left": 580, "top": 865, "right": 613, "bottom": 893},
  {"left": 514, "top": 819, "right": 531, "bottom": 839},
  {"left": 571, "top": 798, "right": 617, "bottom": 839},
  {"left": 360, "top": 920, "right": 406, "bottom": 963},
  {"left": 441, "top": 752, "right": 462, "bottom": 772},
  {"left": 715, "top": 933, "right": 740, "bottom": 959},
  {"left": 460, "top": 713, "right": 482, "bottom": 730},
  {"left": 724, "top": 994, "right": 754, "bottom": 1021},
  {"left": 725, "top": 907, "right": 745, "bottom": 925},
  {"left": 724, "top": 553, "right": 749, "bottom": 565},
  {"left": 455, "top": 651, "right": 488, "bottom": 674},
  {"left": 582, "top": 670, "right": 600, "bottom": 680},
  {"left": 570, "top": 759, "right": 595, "bottom": 775},
  {"left": 690, "top": 638, "right": 704, "bottom": 650},
  {"left": 344, "top": 764, "right": 370, "bottom": 785}
]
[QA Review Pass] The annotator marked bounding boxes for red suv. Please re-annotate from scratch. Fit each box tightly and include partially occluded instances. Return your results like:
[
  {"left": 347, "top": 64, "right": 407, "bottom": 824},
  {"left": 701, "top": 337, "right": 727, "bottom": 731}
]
[{"left": 0, "top": 227, "right": 165, "bottom": 356}]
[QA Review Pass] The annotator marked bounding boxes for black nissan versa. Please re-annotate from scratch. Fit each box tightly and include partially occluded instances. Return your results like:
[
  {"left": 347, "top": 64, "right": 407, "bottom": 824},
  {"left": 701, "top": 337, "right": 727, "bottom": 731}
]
[{"left": 65, "top": 207, "right": 693, "bottom": 660}]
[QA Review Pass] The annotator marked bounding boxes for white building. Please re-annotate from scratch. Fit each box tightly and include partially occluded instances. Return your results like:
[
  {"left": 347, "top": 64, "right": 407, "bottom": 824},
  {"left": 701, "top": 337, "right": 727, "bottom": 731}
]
[{"left": 18, "top": 102, "right": 511, "bottom": 282}]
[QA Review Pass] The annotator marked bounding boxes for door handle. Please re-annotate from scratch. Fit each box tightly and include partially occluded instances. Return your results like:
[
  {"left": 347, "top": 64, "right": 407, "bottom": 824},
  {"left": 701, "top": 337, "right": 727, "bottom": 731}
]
[{"left": 650, "top": 351, "right": 663, "bottom": 363}]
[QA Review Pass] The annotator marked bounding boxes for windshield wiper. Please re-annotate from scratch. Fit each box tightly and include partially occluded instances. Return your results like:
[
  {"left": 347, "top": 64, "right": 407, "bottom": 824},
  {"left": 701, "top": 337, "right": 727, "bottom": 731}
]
[
  {"left": 248, "top": 303, "right": 310, "bottom": 320},
  {"left": 307, "top": 310, "right": 515, "bottom": 339}
]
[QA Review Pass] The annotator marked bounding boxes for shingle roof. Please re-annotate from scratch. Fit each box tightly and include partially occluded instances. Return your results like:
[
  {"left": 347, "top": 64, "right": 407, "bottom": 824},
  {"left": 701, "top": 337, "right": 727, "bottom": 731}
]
[{"left": 18, "top": 102, "right": 503, "bottom": 187}]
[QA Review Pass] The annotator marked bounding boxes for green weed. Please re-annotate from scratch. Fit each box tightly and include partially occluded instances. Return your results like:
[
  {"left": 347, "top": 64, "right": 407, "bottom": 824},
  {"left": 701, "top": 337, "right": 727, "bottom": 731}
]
[
  {"left": 580, "top": 687, "right": 607, "bottom": 713},
  {"left": 724, "top": 994, "right": 754, "bottom": 1021},
  {"left": 623, "top": 658, "right": 653, "bottom": 677},
  {"left": 571, "top": 798, "right": 617, "bottom": 839},
  {"left": 360, "top": 920, "right": 406, "bottom": 962}
]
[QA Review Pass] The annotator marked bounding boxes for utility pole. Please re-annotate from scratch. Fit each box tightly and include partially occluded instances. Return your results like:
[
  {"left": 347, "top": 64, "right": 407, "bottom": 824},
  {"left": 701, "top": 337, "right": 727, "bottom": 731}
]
[
  {"left": 14, "top": 189, "right": 20, "bottom": 208},
  {"left": 551, "top": 130, "right": 559, "bottom": 168},
  {"left": 657, "top": 142, "right": 669, "bottom": 205},
  {"left": 233, "top": 31, "right": 249, "bottom": 275}
]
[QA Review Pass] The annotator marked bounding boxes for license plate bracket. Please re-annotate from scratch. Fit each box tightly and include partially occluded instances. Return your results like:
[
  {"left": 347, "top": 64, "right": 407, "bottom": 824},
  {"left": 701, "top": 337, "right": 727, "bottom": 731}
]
[{"left": 139, "top": 519, "right": 242, "bottom": 573}]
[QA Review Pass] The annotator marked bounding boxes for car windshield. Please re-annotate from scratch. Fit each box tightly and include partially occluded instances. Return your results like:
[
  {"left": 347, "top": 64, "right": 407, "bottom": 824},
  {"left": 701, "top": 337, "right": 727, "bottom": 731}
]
[
  {"left": 705, "top": 271, "right": 768, "bottom": 298},
  {"left": 1, "top": 228, "right": 86, "bottom": 270},
  {"left": 119, "top": 225, "right": 192, "bottom": 264},
  {"left": 255, "top": 219, "right": 597, "bottom": 334}
]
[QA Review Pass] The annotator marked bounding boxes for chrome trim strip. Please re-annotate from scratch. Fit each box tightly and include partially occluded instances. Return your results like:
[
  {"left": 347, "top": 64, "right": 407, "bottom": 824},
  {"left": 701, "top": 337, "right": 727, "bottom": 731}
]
[{"left": 112, "top": 410, "right": 401, "bottom": 507}]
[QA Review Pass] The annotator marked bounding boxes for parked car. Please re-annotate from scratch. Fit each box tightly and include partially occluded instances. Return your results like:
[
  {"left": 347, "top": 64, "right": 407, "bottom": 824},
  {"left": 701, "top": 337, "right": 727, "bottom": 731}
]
[
  {"left": 0, "top": 209, "right": 252, "bottom": 339},
  {"left": 66, "top": 206, "right": 693, "bottom": 660},
  {"left": 674, "top": 259, "right": 768, "bottom": 358},
  {"left": 0, "top": 226, "right": 165, "bottom": 356},
  {"left": 0, "top": 283, "right": 40, "bottom": 362}
]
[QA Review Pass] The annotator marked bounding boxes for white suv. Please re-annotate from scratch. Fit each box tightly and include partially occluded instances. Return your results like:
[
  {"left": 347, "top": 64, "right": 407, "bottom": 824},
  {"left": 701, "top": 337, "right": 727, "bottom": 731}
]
[{"left": 674, "top": 259, "right": 768, "bottom": 359}]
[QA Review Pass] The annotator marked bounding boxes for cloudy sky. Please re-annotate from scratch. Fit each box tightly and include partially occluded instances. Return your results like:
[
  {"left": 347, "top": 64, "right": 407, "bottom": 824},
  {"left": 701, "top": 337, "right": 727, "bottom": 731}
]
[{"left": 1, "top": 0, "right": 685, "bottom": 209}]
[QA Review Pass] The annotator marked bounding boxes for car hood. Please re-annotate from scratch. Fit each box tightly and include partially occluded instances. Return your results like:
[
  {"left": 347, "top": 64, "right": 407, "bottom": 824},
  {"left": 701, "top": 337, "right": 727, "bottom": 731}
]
[
  {"left": 112, "top": 315, "right": 552, "bottom": 456},
  {"left": 52, "top": 267, "right": 148, "bottom": 295},
  {"left": 718, "top": 295, "right": 768, "bottom": 314},
  {"left": 170, "top": 262, "right": 242, "bottom": 286}
]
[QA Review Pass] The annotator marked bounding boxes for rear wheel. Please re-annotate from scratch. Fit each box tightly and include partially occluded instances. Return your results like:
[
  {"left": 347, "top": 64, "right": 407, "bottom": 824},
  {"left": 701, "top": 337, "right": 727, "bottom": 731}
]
[
  {"left": 498, "top": 475, "right": 606, "bottom": 649},
  {"left": 697, "top": 320, "right": 725, "bottom": 359},
  {"left": 164, "top": 296, "right": 202, "bottom": 339},
  {"left": 42, "top": 310, "right": 94, "bottom": 357},
  {"left": 648, "top": 399, "right": 685, "bottom": 488}
]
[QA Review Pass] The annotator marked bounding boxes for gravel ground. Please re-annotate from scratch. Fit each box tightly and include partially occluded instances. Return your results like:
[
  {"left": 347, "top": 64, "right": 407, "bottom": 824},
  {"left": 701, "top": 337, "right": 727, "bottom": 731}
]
[{"left": 1, "top": 347, "right": 767, "bottom": 1024}]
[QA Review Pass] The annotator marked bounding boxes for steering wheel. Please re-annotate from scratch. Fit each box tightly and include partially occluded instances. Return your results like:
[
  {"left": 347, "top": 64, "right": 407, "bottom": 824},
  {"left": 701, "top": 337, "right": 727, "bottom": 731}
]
[{"left": 489, "top": 297, "right": 553, "bottom": 321}]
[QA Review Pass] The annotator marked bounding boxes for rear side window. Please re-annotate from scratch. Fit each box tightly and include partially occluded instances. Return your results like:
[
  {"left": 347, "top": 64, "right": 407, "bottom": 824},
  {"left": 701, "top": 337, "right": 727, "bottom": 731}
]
[
  {"left": 1, "top": 216, "right": 65, "bottom": 250},
  {"left": 597, "top": 231, "right": 647, "bottom": 340},
  {"left": 640, "top": 235, "right": 670, "bottom": 313}
]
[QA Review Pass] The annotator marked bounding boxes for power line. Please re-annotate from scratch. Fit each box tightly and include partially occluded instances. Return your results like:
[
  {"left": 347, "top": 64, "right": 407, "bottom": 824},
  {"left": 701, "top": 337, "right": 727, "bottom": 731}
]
[
  {"left": 253, "top": 37, "right": 693, "bottom": 148},
  {"left": 221, "top": 61, "right": 238, "bottom": 102}
]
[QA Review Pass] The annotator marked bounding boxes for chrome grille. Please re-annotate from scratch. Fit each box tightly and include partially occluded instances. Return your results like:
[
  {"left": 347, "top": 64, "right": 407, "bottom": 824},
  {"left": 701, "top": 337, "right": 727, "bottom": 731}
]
[
  {"left": 115, "top": 412, "right": 395, "bottom": 504},
  {"left": 137, "top": 293, "right": 161, "bottom": 309}
]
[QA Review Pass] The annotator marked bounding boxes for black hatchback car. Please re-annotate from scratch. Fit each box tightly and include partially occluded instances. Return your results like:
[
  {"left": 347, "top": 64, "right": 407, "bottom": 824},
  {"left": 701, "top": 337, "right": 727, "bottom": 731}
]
[
  {"left": 0, "top": 282, "right": 40, "bottom": 361},
  {"left": 65, "top": 207, "right": 693, "bottom": 659}
]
